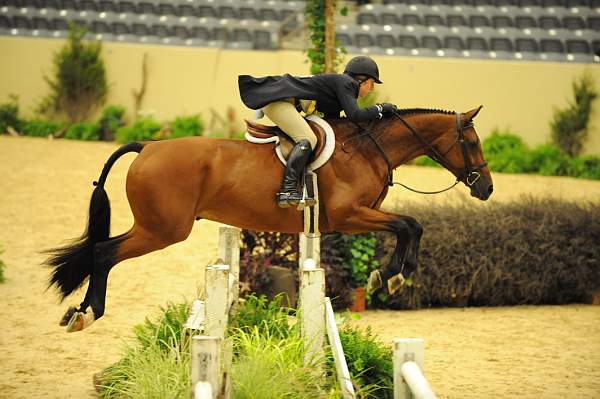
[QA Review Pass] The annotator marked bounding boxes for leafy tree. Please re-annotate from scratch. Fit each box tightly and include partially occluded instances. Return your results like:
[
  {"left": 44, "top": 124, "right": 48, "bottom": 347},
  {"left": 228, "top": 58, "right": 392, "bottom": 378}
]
[
  {"left": 39, "top": 23, "right": 108, "bottom": 124},
  {"left": 551, "top": 72, "right": 597, "bottom": 157}
]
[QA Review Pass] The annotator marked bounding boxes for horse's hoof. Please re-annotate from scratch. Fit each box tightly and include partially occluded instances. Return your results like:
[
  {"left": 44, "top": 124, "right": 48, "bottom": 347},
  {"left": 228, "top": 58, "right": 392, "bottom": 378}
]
[
  {"left": 387, "top": 273, "right": 406, "bottom": 295},
  {"left": 59, "top": 306, "right": 78, "bottom": 326},
  {"left": 367, "top": 270, "right": 383, "bottom": 294},
  {"left": 66, "top": 310, "right": 95, "bottom": 333}
]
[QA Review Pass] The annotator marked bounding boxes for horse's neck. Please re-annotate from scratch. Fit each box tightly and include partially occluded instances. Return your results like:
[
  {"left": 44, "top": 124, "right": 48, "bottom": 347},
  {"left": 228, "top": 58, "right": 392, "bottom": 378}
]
[{"left": 330, "top": 114, "right": 451, "bottom": 167}]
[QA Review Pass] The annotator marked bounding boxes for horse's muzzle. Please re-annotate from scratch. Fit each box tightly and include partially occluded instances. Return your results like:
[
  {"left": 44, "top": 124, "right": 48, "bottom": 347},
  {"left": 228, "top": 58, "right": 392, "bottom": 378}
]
[{"left": 470, "top": 176, "right": 493, "bottom": 201}]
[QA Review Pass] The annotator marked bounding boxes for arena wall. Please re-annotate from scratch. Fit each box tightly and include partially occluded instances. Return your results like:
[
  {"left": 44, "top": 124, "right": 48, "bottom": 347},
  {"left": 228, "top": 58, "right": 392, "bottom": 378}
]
[{"left": 1, "top": 36, "right": 598, "bottom": 154}]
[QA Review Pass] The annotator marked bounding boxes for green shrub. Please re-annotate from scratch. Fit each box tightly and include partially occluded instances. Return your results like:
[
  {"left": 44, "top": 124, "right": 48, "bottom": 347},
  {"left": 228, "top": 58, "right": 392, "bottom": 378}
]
[
  {"left": 98, "top": 105, "right": 125, "bottom": 141},
  {"left": 0, "top": 246, "right": 6, "bottom": 283},
  {"left": 482, "top": 130, "right": 530, "bottom": 173},
  {"left": 336, "top": 325, "right": 394, "bottom": 399},
  {"left": 230, "top": 327, "right": 329, "bottom": 399},
  {"left": 342, "top": 233, "right": 379, "bottom": 288},
  {"left": 551, "top": 72, "right": 597, "bottom": 157},
  {"left": 526, "top": 144, "right": 571, "bottom": 176},
  {"left": 98, "top": 301, "right": 191, "bottom": 398},
  {"left": 229, "top": 294, "right": 294, "bottom": 341},
  {"left": 39, "top": 23, "right": 107, "bottom": 123},
  {"left": 568, "top": 155, "right": 600, "bottom": 180},
  {"left": 115, "top": 118, "right": 161, "bottom": 143},
  {"left": 0, "top": 95, "right": 22, "bottom": 133},
  {"left": 414, "top": 156, "right": 440, "bottom": 167},
  {"left": 64, "top": 121, "right": 100, "bottom": 140},
  {"left": 372, "top": 197, "right": 600, "bottom": 309},
  {"left": 21, "top": 119, "right": 63, "bottom": 137},
  {"left": 170, "top": 114, "right": 204, "bottom": 138}
]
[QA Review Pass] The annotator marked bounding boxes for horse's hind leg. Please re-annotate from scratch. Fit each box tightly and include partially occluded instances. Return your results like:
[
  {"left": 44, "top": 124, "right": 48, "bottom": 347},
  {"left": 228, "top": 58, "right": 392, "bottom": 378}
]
[{"left": 65, "top": 224, "right": 191, "bottom": 332}]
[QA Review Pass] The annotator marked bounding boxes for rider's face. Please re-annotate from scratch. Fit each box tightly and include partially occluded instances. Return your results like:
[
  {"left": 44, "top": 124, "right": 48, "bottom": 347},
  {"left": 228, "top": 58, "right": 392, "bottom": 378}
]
[{"left": 358, "top": 78, "right": 375, "bottom": 98}]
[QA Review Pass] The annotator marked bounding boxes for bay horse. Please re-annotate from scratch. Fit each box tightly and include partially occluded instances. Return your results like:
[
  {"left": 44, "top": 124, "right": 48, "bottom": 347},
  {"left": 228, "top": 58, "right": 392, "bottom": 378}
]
[{"left": 44, "top": 106, "right": 493, "bottom": 332}]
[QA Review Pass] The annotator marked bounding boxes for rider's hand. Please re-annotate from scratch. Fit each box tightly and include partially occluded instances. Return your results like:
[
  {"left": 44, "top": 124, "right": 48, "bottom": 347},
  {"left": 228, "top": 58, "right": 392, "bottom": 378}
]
[{"left": 379, "top": 103, "right": 397, "bottom": 116}]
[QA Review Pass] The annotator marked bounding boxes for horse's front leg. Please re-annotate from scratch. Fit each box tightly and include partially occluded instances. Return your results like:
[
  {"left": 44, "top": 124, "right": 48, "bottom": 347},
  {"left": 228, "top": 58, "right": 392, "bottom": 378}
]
[{"left": 332, "top": 206, "right": 423, "bottom": 295}]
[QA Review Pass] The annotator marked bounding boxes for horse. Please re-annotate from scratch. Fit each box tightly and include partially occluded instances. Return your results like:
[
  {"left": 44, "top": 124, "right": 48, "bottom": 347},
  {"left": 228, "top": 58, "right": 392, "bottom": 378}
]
[{"left": 44, "top": 106, "right": 493, "bottom": 332}]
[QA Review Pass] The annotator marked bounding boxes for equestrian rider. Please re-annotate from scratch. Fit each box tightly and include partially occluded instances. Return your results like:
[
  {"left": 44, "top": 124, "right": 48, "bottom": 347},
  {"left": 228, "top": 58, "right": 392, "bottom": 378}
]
[{"left": 238, "top": 56, "right": 397, "bottom": 209}]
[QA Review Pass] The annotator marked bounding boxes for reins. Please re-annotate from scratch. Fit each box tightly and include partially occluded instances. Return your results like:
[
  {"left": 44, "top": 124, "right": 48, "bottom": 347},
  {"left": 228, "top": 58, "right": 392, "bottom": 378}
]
[{"left": 342, "top": 110, "right": 487, "bottom": 205}]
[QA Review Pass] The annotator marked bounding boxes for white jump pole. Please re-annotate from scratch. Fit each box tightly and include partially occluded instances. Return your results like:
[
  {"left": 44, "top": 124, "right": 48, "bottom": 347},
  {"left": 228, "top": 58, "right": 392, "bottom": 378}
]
[
  {"left": 300, "top": 258, "right": 325, "bottom": 367},
  {"left": 205, "top": 264, "right": 231, "bottom": 340},
  {"left": 218, "top": 226, "right": 241, "bottom": 303},
  {"left": 394, "top": 338, "right": 436, "bottom": 399},
  {"left": 325, "top": 297, "right": 356, "bottom": 399},
  {"left": 192, "top": 336, "right": 221, "bottom": 399}
]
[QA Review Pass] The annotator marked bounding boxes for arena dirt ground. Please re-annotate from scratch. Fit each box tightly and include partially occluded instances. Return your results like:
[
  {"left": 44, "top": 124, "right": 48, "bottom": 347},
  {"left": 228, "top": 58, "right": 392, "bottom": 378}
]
[{"left": 1, "top": 136, "right": 599, "bottom": 398}]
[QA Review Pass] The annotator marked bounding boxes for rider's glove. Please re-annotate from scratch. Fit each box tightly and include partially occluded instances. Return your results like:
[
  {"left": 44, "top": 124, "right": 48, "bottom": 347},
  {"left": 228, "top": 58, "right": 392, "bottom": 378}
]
[{"left": 379, "top": 103, "right": 397, "bottom": 117}]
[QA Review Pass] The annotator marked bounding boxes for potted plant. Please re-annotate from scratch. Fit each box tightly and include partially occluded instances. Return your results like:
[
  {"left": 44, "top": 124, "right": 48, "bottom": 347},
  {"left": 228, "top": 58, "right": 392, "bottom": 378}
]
[{"left": 343, "top": 233, "right": 379, "bottom": 312}]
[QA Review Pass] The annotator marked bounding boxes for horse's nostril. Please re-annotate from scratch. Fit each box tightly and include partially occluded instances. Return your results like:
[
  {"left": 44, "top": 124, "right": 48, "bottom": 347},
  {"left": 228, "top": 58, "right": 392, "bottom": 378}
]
[{"left": 488, "top": 185, "right": 494, "bottom": 195}]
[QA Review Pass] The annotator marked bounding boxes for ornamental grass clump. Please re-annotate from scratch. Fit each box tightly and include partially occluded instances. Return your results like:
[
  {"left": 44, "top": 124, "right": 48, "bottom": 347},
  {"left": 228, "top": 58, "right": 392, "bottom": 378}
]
[
  {"left": 97, "top": 301, "right": 192, "bottom": 398},
  {"left": 374, "top": 197, "right": 600, "bottom": 309}
]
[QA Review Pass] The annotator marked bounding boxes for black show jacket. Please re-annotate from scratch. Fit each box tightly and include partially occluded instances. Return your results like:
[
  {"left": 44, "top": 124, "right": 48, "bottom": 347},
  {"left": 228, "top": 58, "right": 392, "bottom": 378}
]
[{"left": 238, "top": 73, "right": 381, "bottom": 122}]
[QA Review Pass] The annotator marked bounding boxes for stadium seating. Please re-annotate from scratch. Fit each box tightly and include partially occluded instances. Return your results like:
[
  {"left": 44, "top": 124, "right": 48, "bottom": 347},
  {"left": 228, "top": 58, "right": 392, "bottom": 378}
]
[
  {"left": 0, "top": 0, "right": 303, "bottom": 49},
  {"left": 351, "top": 0, "right": 598, "bottom": 62}
]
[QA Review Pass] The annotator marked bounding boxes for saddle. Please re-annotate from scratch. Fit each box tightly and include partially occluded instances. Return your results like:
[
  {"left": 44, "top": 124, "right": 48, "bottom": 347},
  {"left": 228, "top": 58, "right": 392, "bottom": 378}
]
[{"left": 244, "top": 118, "right": 327, "bottom": 162}]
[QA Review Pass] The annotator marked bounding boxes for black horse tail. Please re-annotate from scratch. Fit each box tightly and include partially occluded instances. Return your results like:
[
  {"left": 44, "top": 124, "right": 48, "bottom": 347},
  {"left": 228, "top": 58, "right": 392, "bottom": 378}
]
[{"left": 44, "top": 142, "right": 145, "bottom": 300}]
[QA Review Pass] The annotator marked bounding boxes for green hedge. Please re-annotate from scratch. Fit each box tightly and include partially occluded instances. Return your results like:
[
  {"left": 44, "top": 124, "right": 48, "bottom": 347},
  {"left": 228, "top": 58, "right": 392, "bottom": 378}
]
[
  {"left": 21, "top": 119, "right": 63, "bottom": 137},
  {"left": 372, "top": 197, "right": 600, "bottom": 309},
  {"left": 64, "top": 121, "right": 100, "bottom": 140},
  {"left": 115, "top": 118, "right": 162, "bottom": 143},
  {"left": 416, "top": 130, "right": 600, "bottom": 180}
]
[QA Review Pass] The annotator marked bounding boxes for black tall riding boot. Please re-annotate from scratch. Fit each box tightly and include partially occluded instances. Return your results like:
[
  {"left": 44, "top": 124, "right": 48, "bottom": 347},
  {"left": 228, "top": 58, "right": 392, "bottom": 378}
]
[{"left": 277, "top": 139, "right": 313, "bottom": 208}]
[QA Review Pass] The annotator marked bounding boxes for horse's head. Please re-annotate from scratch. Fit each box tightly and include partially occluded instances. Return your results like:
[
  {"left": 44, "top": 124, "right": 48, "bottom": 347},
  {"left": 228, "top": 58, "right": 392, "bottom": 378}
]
[{"left": 431, "top": 106, "right": 493, "bottom": 201}]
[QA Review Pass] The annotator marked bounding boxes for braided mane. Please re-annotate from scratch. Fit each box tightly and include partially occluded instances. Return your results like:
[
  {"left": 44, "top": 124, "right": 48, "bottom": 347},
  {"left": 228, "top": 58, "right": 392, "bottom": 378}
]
[{"left": 396, "top": 108, "right": 456, "bottom": 116}]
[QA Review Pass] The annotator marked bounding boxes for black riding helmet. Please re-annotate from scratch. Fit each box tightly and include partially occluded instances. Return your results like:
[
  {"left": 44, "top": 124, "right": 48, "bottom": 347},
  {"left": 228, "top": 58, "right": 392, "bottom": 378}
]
[{"left": 343, "top": 56, "right": 382, "bottom": 84}]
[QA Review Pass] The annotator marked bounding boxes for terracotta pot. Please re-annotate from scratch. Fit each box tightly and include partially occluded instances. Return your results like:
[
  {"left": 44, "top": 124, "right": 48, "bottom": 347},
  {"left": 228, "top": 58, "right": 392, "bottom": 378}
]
[
  {"left": 349, "top": 286, "right": 366, "bottom": 312},
  {"left": 266, "top": 266, "right": 297, "bottom": 308}
]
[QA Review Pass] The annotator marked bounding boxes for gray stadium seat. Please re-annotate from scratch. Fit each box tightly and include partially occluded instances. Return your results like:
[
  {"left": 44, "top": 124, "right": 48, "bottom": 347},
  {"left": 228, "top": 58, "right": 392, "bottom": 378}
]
[
  {"left": 381, "top": 12, "right": 398, "bottom": 25},
  {"left": 516, "top": 16, "right": 537, "bottom": 28},
  {"left": 469, "top": 15, "right": 491, "bottom": 27},
  {"left": 191, "top": 26, "right": 210, "bottom": 40},
  {"left": 157, "top": 3, "right": 176, "bottom": 16},
  {"left": 78, "top": 0, "right": 96, "bottom": 11},
  {"left": 232, "top": 27, "right": 251, "bottom": 42},
  {"left": 52, "top": 17, "right": 67, "bottom": 29},
  {"left": 198, "top": 5, "right": 216, "bottom": 18},
  {"left": 239, "top": 7, "right": 256, "bottom": 20},
  {"left": 218, "top": 6, "right": 236, "bottom": 19},
  {"left": 519, "top": 0, "right": 540, "bottom": 5},
  {"left": 492, "top": 15, "right": 514, "bottom": 28},
  {"left": 60, "top": 0, "right": 76, "bottom": 10},
  {"left": 422, "top": 35, "right": 442, "bottom": 49},
  {"left": 99, "top": 1, "right": 118, "bottom": 13},
  {"left": 444, "top": 35, "right": 465, "bottom": 50},
  {"left": 172, "top": 25, "right": 188, "bottom": 38},
  {"left": 178, "top": 4, "right": 196, "bottom": 17},
  {"left": 337, "top": 32, "right": 353, "bottom": 46},
  {"left": 32, "top": 16, "right": 49, "bottom": 29},
  {"left": 356, "top": 32, "right": 375, "bottom": 47},
  {"left": 138, "top": 2, "right": 155, "bottom": 15},
  {"left": 37, "top": 0, "right": 61, "bottom": 8},
  {"left": 118, "top": 1, "right": 136, "bottom": 14},
  {"left": 91, "top": 20, "right": 110, "bottom": 33},
  {"left": 377, "top": 33, "right": 397, "bottom": 47},
  {"left": 259, "top": 8, "right": 278, "bottom": 21},
  {"left": 12, "top": 15, "right": 30, "bottom": 29},
  {"left": 357, "top": 12, "right": 377, "bottom": 25},
  {"left": 562, "top": 16, "right": 585, "bottom": 29},
  {"left": 447, "top": 14, "right": 468, "bottom": 27},
  {"left": 591, "top": 0, "right": 600, "bottom": 7},
  {"left": 540, "top": 0, "right": 564, "bottom": 6},
  {"left": 424, "top": 14, "right": 444, "bottom": 26},
  {"left": 401, "top": 14, "right": 422, "bottom": 25},
  {"left": 131, "top": 22, "right": 148, "bottom": 36},
  {"left": 491, "top": 36, "right": 513, "bottom": 51},
  {"left": 467, "top": 36, "right": 489, "bottom": 50},
  {"left": 588, "top": 16, "right": 600, "bottom": 30},
  {"left": 539, "top": 16, "right": 561, "bottom": 29},
  {"left": 566, "top": 39, "right": 590, "bottom": 53},
  {"left": 516, "top": 37, "right": 538, "bottom": 51},
  {"left": 540, "top": 38, "right": 564, "bottom": 52},
  {"left": 254, "top": 30, "right": 273, "bottom": 49},
  {"left": 564, "top": 0, "right": 589, "bottom": 7},
  {"left": 111, "top": 21, "right": 128, "bottom": 34},
  {"left": 398, "top": 34, "right": 419, "bottom": 48}
]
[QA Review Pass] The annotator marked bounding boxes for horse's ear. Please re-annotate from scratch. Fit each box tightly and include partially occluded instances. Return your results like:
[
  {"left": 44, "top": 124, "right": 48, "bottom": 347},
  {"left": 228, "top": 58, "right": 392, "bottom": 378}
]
[{"left": 463, "top": 105, "right": 483, "bottom": 122}]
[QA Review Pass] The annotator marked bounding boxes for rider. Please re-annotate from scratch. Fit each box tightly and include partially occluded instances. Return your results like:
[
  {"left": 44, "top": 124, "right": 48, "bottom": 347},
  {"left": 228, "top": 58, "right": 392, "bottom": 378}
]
[{"left": 238, "top": 56, "right": 397, "bottom": 208}]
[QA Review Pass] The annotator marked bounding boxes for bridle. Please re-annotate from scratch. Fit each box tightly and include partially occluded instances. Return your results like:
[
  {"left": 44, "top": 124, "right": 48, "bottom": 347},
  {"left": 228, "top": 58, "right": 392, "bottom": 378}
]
[
  {"left": 393, "top": 112, "right": 488, "bottom": 189},
  {"left": 343, "top": 111, "right": 488, "bottom": 207}
]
